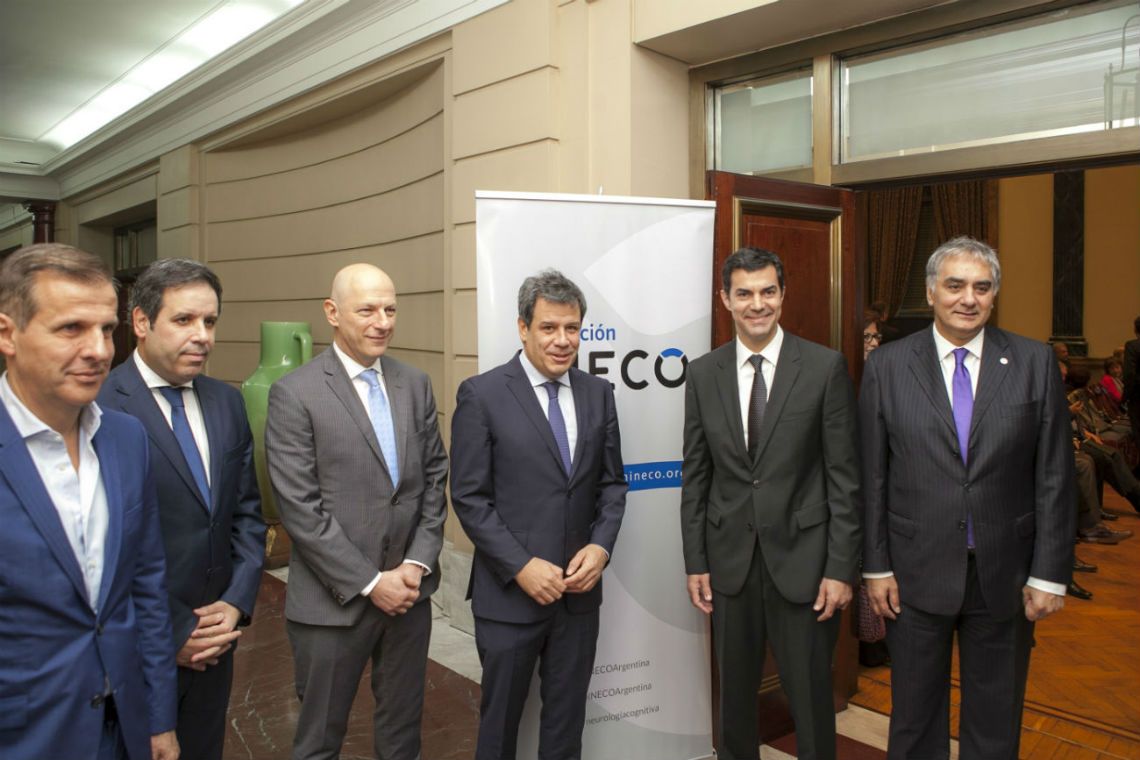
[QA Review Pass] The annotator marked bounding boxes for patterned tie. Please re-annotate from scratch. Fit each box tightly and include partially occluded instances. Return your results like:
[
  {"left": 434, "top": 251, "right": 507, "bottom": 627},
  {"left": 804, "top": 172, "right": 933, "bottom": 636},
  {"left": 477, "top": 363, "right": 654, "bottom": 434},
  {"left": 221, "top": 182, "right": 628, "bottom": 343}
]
[
  {"left": 544, "top": 381, "right": 572, "bottom": 475},
  {"left": 952, "top": 347, "right": 975, "bottom": 548},
  {"left": 747, "top": 355, "right": 767, "bottom": 459},
  {"left": 159, "top": 386, "right": 211, "bottom": 507},
  {"left": 361, "top": 369, "right": 400, "bottom": 488}
]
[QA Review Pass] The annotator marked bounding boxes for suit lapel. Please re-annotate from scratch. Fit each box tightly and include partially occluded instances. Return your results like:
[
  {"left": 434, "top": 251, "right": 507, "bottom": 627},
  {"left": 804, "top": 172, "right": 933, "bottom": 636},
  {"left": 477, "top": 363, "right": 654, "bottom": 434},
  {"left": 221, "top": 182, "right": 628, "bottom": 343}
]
[
  {"left": 113, "top": 361, "right": 208, "bottom": 512},
  {"left": 196, "top": 378, "right": 224, "bottom": 513},
  {"left": 969, "top": 327, "right": 1011, "bottom": 449},
  {"left": 380, "top": 356, "right": 413, "bottom": 478},
  {"left": 92, "top": 425, "right": 122, "bottom": 614},
  {"left": 569, "top": 369, "right": 588, "bottom": 482},
  {"left": 712, "top": 343, "right": 749, "bottom": 462},
  {"left": 750, "top": 335, "right": 801, "bottom": 465},
  {"left": 908, "top": 331, "right": 958, "bottom": 440},
  {"left": 0, "top": 404, "right": 90, "bottom": 606},
  {"left": 505, "top": 358, "right": 566, "bottom": 478},
  {"left": 322, "top": 350, "right": 389, "bottom": 478}
]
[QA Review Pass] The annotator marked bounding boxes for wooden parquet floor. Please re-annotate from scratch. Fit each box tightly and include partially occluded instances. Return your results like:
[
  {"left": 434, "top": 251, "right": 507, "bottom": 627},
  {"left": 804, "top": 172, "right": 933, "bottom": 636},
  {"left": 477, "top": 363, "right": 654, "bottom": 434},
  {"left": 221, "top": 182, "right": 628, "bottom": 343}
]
[{"left": 851, "top": 490, "right": 1140, "bottom": 759}]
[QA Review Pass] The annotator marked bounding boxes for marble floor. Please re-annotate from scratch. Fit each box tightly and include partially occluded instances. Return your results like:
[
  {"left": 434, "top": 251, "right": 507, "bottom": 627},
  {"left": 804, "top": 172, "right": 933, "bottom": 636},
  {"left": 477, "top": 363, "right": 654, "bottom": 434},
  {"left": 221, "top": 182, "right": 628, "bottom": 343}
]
[{"left": 227, "top": 571, "right": 899, "bottom": 759}]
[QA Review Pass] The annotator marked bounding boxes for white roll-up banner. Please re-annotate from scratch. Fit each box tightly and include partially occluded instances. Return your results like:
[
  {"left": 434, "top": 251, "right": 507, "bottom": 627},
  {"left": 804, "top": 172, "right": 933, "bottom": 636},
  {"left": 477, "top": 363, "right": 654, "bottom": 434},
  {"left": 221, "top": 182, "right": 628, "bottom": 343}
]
[{"left": 474, "top": 190, "right": 715, "bottom": 760}]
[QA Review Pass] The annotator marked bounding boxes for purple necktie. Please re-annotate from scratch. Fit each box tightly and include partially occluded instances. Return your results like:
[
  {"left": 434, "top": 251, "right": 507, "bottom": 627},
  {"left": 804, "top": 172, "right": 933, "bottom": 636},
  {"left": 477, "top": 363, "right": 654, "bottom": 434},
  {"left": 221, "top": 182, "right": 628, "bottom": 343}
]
[
  {"left": 544, "top": 381, "right": 572, "bottom": 475},
  {"left": 952, "top": 347, "right": 975, "bottom": 548}
]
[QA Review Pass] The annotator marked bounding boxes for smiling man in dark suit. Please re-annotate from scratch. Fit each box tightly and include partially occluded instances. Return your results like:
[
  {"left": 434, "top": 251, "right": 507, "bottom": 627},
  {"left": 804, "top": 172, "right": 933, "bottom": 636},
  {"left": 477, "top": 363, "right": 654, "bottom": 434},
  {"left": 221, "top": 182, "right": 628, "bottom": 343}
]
[
  {"left": 99, "top": 258, "right": 265, "bottom": 760},
  {"left": 450, "top": 269, "right": 628, "bottom": 760},
  {"left": 860, "top": 236, "right": 1075, "bottom": 760},
  {"left": 680, "top": 247, "right": 861, "bottom": 760}
]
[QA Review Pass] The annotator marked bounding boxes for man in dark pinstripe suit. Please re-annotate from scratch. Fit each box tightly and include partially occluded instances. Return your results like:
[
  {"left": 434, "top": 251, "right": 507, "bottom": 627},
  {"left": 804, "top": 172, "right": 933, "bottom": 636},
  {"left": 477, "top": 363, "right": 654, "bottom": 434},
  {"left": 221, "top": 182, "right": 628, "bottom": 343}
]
[
  {"left": 860, "top": 237, "right": 1076, "bottom": 760},
  {"left": 266, "top": 264, "right": 448, "bottom": 760}
]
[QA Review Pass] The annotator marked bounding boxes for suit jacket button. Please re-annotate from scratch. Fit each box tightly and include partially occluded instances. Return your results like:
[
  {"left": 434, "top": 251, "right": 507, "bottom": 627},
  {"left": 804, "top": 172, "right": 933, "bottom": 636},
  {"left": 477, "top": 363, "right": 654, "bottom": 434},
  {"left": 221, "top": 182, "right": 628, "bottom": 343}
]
[
  {"left": 752, "top": 480, "right": 761, "bottom": 489},
  {"left": 958, "top": 520, "right": 967, "bottom": 530},
  {"left": 95, "top": 624, "right": 103, "bottom": 635},
  {"left": 747, "top": 522, "right": 754, "bottom": 532},
  {"left": 392, "top": 496, "right": 399, "bottom": 505}
]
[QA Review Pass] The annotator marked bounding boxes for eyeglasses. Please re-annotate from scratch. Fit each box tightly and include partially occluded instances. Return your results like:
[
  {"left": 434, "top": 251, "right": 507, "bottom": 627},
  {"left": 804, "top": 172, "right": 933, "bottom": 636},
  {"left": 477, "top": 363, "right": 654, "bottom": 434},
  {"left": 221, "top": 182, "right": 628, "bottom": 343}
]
[{"left": 863, "top": 332, "right": 883, "bottom": 344}]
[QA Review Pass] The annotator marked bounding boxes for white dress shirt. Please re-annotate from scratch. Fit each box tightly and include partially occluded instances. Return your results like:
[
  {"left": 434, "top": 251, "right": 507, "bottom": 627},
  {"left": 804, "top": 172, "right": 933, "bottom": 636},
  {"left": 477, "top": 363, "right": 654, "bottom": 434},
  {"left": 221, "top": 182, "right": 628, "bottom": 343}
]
[
  {"left": 863, "top": 326, "right": 1065, "bottom": 597},
  {"left": 133, "top": 350, "right": 211, "bottom": 484},
  {"left": 330, "top": 342, "right": 430, "bottom": 595},
  {"left": 1, "top": 373, "right": 109, "bottom": 610},
  {"left": 518, "top": 350, "right": 578, "bottom": 462},
  {"left": 734, "top": 325, "right": 783, "bottom": 450}
]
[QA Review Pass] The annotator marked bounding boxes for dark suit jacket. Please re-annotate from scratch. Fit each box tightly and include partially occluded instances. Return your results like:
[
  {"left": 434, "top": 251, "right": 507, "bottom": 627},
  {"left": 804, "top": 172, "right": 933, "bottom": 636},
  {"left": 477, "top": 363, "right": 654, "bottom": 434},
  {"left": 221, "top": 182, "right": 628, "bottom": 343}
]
[
  {"left": 265, "top": 348, "right": 448, "bottom": 625},
  {"left": 0, "top": 404, "right": 177, "bottom": 760},
  {"left": 859, "top": 325, "right": 1075, "bottom": 620},
  {"left": 450, "top": 354, "right": 628, "bottom": 624},
  {"left": 1123, "top": 337, "right": 1140, "bottom": 403},
  {"left": 680, "top": 334, "right": 862, "bottom": 602},
  {"left": 98, "top": 359, "right": 266, "bottom": 648}
]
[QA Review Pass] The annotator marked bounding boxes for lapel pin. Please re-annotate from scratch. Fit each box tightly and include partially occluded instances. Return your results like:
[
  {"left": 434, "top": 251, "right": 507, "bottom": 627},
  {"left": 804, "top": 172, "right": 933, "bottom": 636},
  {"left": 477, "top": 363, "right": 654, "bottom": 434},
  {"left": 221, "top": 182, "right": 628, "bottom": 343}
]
[{"left": 1000, "top": 357, "right": 1008, "bottom": 365}]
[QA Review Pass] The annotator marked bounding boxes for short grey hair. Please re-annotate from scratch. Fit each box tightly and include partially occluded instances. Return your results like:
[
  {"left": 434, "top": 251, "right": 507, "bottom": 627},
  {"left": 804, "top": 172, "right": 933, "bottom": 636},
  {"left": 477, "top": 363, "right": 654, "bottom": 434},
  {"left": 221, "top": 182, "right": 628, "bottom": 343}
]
[
  {"left": 925, "top": 236, "right": 1001, "bottom": 295},
  {"left": 517, "top": 269, "right": 587, "bottom": 326}
]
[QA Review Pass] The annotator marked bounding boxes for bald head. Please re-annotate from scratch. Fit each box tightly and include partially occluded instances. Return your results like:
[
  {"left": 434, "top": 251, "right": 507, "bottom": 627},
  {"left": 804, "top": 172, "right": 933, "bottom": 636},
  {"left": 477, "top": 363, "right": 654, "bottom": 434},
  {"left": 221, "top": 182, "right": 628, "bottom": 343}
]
[
  {"left": 325, "top": 264, "right": 398, "bottom": 366},
  {"left": 330, "top": 263, "right": 394, "bottom": 303}
]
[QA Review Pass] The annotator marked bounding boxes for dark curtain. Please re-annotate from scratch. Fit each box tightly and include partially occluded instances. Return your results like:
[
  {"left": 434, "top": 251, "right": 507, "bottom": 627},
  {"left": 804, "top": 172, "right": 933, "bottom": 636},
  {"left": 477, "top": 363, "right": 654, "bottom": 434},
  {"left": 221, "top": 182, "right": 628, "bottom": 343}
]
[
  {"left": 932, "top": 179, "right": 991, "bottom": 244},
  {"left": 867, "top": 186, "right": 923, "bottom": 319}
]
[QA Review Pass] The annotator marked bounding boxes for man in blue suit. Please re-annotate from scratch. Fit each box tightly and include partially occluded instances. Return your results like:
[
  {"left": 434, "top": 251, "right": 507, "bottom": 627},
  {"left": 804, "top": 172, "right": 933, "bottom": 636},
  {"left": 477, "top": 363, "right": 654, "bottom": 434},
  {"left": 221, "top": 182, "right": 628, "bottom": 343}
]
[
  {"left": 450, "top": 269, "right": 628, "bottom": 760},
  {"left": 99, "top": 258, "right": 265, "bottom": 760},
  {"left": 0, "top": 243, "right": 178, "bottom": 760}
]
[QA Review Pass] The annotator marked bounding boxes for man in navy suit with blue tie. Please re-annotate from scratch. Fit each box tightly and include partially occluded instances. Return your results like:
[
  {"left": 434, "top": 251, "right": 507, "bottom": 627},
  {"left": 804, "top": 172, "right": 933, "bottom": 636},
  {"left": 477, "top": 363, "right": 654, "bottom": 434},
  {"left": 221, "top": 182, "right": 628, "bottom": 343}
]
[
  {"left": 0, "top": 243, "right": 178, "bottom": 760},
  {"left": 451, "top": 270, "right": 628, "bottom": 760},
  {"left": 99, "top": 259, "right": 265, "bottom": 760}
]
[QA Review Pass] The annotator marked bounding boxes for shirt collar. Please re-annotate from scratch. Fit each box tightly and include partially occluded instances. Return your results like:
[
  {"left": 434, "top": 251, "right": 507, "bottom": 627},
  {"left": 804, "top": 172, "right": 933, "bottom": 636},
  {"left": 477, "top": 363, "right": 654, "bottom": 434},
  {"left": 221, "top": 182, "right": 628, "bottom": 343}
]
[
  {"left": 518, "top": 349, "right": 570, "bottom": 389},
  {"left": 735, "top": 324, "right": 784, "bottom": 370},
  {"left": 0, "top": 372, "right": 102, "bottom": 441},
  {"left": 333, "top": 341, "right": 382, "bottom": 380},
  {"left": 133, "top": 350, "right": 194, "bottom": 390},
  {"left": 931, "top": 324, "right": 985, "bottom": 362}
]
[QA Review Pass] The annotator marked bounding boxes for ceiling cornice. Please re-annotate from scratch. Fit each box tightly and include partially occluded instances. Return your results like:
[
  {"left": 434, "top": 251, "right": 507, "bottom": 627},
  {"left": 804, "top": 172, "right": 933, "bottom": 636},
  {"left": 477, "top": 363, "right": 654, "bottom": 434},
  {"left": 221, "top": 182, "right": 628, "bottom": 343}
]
[{"left": 29, "top": 0, "right": 505, "bottom": 200}]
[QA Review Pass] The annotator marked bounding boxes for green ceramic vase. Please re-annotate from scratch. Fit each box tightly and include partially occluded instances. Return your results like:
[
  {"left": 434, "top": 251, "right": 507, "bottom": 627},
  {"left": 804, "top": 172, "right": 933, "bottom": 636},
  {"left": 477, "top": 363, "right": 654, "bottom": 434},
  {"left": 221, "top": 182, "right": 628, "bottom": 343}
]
[{"left": 242, "top": 321, "right": 312, "bottom": 522}]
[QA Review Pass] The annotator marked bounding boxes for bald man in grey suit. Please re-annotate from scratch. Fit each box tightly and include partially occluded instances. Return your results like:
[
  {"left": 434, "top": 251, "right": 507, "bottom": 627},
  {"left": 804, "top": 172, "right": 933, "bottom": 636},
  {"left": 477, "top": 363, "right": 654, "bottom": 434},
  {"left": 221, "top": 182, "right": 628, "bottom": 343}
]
[{"left": 266, "top": 264, "right": 448, "bottom": 760}]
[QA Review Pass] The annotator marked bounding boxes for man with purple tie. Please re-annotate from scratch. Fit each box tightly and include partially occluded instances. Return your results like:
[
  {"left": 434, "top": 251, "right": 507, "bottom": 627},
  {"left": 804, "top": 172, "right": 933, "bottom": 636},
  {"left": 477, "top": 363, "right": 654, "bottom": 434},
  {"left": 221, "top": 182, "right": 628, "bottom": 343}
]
[{"left": 860, "top": 237, "right": 1076, "bottom": 760}]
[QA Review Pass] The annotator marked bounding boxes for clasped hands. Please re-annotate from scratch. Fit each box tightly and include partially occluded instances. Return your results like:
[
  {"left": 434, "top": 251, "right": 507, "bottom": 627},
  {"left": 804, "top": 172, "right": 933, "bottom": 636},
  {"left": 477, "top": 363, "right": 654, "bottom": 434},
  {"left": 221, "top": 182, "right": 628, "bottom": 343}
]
[
  {"left": 369, "top": 563, "right": 426, "bottom": 615},
  {"left": 515, "top": 544, "right": 608, "bottom": 605},
  {"left": 177, "top": 600, "right": 243, "bottom": 671}
]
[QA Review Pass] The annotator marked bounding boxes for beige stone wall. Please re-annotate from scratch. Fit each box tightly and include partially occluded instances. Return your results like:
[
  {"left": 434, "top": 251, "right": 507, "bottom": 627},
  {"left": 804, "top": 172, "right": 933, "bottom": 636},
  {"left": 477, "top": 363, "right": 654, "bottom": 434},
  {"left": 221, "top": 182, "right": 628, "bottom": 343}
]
[
  {"left": 1084, "top": 166, "right": 1140, "bottom": 357},
  {"left": 202, "top": 63, "right": 447, "bottom": 395}
]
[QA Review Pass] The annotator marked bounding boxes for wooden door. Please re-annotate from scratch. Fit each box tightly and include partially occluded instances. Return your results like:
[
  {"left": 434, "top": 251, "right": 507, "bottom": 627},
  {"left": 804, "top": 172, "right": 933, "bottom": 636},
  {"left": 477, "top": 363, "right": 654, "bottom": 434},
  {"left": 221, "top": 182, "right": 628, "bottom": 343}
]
[{"left": 706, "top": 170, "right": 863, "bottom": 744}]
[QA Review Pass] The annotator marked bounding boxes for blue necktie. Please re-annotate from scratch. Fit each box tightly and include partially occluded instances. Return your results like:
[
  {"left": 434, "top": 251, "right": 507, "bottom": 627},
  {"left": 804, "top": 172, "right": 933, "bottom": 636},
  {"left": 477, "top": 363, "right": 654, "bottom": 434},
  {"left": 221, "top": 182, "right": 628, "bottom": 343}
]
[
  {"left": 544, "top": 381, "right": 572, "bottom": 475},
  {"left": 361, "top": 369, "right": 400, "bottom": 488},
  {"left": 159, "top": 386, "right": 211, "bottom": 508},
  {"left": 952, "top": 348, "right": 975, "bottom": 549}
]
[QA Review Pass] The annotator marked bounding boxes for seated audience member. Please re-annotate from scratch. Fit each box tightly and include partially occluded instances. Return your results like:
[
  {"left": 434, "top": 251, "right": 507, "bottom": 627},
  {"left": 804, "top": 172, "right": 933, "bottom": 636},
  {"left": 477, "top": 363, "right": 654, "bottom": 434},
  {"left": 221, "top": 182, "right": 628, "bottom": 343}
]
[
  {"left": 1053, "top": 341, "right": 1071, "bottom": 365},
  {"left": 1067, "top": 388, "right": 1140, "bottom": 516},
  {"left": 1101, "top": 357, "right": 1125, "bottom": 405},
  {"left": 1073, "top": 449, "right": 1133, "bottom": 545},
  {"left": 1068, "top": 365, "right": 1133, "bottom": 447}
]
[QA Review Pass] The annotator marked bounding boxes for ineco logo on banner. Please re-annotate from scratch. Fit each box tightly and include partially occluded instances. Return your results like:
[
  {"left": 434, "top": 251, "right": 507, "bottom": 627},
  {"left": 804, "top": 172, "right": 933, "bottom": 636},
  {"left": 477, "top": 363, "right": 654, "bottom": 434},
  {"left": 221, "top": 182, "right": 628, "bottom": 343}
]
[{"left": 577, "top": 321, "right": 690, "bottom": 391}]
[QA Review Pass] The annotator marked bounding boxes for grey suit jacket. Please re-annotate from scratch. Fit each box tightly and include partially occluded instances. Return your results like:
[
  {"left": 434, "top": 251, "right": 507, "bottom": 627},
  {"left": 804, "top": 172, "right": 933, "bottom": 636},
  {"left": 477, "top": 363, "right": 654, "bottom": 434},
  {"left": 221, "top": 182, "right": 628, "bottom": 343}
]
[
  {"left": 265, "top": 347, "right": 448, "bottom": 626},
  {"left": 680, "top": 333, "right": 862, "bottom": 603},
  {"left": 859, "top": 325, "right": 1075, "bottom": 620}
]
